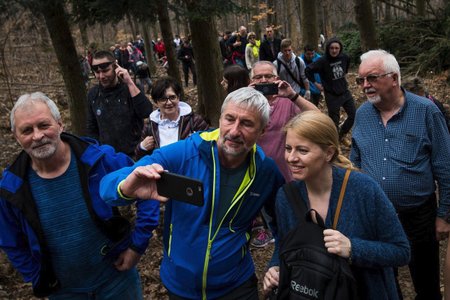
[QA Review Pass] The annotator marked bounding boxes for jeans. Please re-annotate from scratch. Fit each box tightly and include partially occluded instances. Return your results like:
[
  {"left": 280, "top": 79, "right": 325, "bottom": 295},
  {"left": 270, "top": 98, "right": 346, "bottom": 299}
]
[{"left": 49, "top": 268, "right": 143, "bottom": 300}]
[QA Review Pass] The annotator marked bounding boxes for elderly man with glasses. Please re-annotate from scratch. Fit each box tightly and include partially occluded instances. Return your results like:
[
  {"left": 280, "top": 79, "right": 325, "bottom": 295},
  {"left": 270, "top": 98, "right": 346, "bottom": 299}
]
[
  {"left": 86, "top": 50, "right": 153, "bottom": 158},
  {"left": 351, "top": 49, "right": 450, "bottom": 300}
]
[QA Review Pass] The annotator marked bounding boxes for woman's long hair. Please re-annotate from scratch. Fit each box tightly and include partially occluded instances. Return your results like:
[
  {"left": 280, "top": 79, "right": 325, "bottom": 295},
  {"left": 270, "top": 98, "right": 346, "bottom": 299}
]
[{"left": 284, "top": 111, "right": 357, "bottom": 170}]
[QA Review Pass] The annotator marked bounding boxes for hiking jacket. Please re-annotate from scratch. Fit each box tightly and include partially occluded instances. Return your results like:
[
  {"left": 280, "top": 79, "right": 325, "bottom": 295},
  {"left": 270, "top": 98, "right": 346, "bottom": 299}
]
[
  {"left": 305, "top": 37, "right": 351, "bottom": 96},
  {"left": 0, "top": 133, "right": 159, "bottom": 297},
  {"left": 86, "top": 82, "right": 153, "bottom": 157},
  {"left": 135, "top": 102, "right": 210, "bottom": 160},
  {"left": 100, "top": 129, "right": 285, "bottom": 299}
]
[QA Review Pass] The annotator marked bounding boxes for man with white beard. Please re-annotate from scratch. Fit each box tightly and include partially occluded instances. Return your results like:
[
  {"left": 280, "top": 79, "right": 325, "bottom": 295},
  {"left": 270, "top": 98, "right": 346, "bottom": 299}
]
[
  {"left": 350, "top": 49, "right": 450, "bottom": 300},
  {"left": 0, "top": 92, "right": 159, "bottom": 299}
]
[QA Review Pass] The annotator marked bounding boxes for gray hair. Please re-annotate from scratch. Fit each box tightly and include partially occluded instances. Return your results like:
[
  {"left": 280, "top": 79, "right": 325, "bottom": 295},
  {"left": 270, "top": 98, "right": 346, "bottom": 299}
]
[
  {"left": 10, "top": 92, "right": 61, "bottom": 132},
  {"left": 360, "top": 49, "right": 401, "bottom": 85},
  {"left": 221, "top": 87, "right": 270, "bottom": 129},
  {"left": 250, "top": 61, "right": 278, "bottom": 79}
]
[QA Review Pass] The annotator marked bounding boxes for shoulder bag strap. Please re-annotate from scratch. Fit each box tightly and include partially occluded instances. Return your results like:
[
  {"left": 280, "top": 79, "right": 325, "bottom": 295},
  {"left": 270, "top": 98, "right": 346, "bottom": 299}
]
[
  {"left": 332, "top": 169, "right": 351, "bottom": 230},
  {"left": 277, "top": 58, "right": 302, "bottom": 86}
]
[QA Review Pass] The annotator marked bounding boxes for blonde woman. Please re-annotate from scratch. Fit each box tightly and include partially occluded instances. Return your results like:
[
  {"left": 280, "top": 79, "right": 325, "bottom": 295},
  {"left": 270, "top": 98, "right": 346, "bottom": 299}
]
[{"left": 263, "top": 111, "right": 410, "bottom": 299}]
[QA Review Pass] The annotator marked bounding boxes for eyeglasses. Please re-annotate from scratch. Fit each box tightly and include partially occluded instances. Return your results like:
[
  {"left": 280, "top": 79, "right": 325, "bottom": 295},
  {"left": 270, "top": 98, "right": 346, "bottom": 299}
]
[
  {"left": 157, "top": 95, "right": 178, "bottom": 103},
  {"left": 91, "top": 61, "right": 114, "bottom": 72},
  {"left": 355, "top": 72, "right": 393, "bottom": 85},
  {"left": 252, "top": 74, "right": 276, "bottom": 80}
]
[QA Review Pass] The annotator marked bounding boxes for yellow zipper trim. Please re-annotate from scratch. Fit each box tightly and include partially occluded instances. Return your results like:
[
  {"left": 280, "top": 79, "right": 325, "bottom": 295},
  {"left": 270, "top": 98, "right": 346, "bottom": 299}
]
[
  {"left": 201, "top": 143, "right": 257, "bottom": 299},
  {"left": 202, "top": 145, "right": 217, "bottom": 300},
  {"left": 168, "top": 223, "right": 173, "bottom": 257}
]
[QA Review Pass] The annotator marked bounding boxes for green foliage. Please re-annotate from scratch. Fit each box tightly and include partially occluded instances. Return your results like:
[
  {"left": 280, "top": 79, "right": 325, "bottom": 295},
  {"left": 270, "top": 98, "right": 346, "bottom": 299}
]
[
  {"left": 337, "top": 30, "right": 362, "bottom": 65},
  {"left": 335, "top": 16, "right": 450, "bottom": 74},
  {"left": 378, "top": 18, "right": 449, "bottom": 74}
]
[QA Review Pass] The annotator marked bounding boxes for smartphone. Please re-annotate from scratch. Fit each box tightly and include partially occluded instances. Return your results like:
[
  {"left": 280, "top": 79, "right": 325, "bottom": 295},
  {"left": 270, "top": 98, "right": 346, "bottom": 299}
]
[
  {"left": 254, "top": 83, "right": 279, "bottom": 95},
  {"left": 156, "top": 171, "right": 204, "bottom": 206}
]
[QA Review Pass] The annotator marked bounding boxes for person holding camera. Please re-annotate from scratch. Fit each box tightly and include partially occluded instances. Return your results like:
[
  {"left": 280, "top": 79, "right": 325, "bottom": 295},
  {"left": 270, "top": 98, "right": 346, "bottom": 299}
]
[
  {"left": 246, "top": 61, "right": 318, "bottom": 249},
  {"left": 250, "top": 61, "right": 318, "bottom": 182},
  {"left": 100, "top": 87, "right": 285, "bottom": 300},
  {"left": 86, "top": 50, "right": 153, "bottom": 159}
]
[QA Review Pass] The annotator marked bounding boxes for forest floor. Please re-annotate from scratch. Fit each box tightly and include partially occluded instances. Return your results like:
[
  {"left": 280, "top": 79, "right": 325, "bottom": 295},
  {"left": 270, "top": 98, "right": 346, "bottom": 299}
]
[{"left": 0, "top": 65, "right": 449, "bottom": 299}]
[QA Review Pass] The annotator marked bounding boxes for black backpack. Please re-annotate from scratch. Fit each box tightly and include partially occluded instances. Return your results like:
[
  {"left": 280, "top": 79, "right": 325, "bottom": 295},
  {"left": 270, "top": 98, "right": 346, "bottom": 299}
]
[{"left": 273, "top": 170, "right": 359, "bottom": 300}]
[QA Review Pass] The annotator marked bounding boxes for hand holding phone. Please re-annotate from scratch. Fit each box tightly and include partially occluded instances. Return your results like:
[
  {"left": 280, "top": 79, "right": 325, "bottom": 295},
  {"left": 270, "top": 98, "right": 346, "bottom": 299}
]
[{"left": 156, "top": 171, "right": 204, "bottom": 206}]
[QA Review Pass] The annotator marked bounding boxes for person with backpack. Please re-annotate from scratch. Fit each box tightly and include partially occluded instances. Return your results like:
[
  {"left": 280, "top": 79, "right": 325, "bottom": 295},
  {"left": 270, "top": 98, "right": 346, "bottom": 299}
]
[
  {"left": 273, "top": 39, "right": 311, "bottom": 101},
  {"left": 263, "top": 111, "right": 410, "bottom": 299}
]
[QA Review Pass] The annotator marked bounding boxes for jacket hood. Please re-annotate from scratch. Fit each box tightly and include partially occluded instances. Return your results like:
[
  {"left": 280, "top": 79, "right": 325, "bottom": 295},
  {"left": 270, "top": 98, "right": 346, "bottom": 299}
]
[
  {"left": 325, "top": 37, "right": 343, "bottom": 59},
  {"left": 150, "top": 101, "right": 192, "bottom": 124}
]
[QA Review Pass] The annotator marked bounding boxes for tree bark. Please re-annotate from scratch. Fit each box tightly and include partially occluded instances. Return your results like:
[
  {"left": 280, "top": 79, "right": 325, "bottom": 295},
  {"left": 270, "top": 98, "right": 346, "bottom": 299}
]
[
  {"left": 184, "top": 7, "right": 224, "bottom": 126},
  {"left": 415, "top": 0, "right": 425, "bottom": 17},
  {"left": 287, "top": 0, "right": 301, "bottom": 51},
  {"left": 321, "top": 0, "right": 333, "bottom": 39},
  {"left": 40, "top": 0, "right": 87, "bottom": 135},
  {"left": 301, "top": 0, "right": 318, "bottom": 51},
  {"left": 141, "top": 21, "right": 157, "bottom": 76},
  {"left": 79, "top": 20, "right": 89, "bottom": 47},
  {"left": 354, "top": 0, "right": 378, "bottom": 51},
  {"left": 156, "top": 0, "right": 181, "bottom": 83}
]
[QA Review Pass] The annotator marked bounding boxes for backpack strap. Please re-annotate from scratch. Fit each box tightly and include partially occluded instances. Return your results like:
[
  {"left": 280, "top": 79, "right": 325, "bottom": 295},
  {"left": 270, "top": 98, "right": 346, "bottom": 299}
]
[
  {"left": 332, "top": 169, "right": 351, "bottom": 230},
  {"left": 282, "top": 182, "right": 308, "bottom": 220}
]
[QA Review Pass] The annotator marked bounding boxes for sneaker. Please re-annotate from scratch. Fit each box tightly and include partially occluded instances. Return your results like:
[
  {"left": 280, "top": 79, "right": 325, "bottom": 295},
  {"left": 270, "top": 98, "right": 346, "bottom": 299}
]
[{"left": 250, "top": 228, "right": 275, "bottom": 248}]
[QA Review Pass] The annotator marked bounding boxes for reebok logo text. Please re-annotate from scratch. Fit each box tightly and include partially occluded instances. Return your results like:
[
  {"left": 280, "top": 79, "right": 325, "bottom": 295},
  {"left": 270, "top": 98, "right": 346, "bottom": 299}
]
[{"left": 291, "top": 280, "right": 319, "bottom": 298}]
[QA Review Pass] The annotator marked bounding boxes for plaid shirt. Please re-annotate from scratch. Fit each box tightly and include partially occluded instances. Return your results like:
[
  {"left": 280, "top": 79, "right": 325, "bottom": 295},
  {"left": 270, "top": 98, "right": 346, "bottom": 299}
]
[{"left": 350, "top": 90, "right": 450, "bottom": 217}]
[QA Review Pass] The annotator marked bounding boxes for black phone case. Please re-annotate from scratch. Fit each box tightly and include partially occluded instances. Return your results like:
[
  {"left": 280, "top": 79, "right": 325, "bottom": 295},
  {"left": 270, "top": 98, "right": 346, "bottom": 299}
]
[
  {"left": 156, "top": 172, "right": 204, "bottom": 206},
  {"left": 255, "top": 83, "right": 278, "bottom": 95}
]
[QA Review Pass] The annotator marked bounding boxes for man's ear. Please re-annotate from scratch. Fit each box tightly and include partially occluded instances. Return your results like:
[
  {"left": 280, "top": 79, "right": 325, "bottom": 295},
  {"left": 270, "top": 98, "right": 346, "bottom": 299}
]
[{"left": 392, "top": 73, "right": 400, "bottom": 87}]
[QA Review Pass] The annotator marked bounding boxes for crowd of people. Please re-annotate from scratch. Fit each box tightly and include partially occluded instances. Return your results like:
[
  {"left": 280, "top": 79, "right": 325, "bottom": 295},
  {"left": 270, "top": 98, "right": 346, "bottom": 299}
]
[{"left": 1, "top": 24, "right": 450, "bottom": 300}]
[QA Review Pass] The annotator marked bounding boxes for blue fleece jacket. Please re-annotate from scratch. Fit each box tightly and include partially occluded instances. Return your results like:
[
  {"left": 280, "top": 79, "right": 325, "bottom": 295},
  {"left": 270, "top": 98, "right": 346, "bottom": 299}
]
[{"left": 100, "top": 129, "right": 285, "bottom": 299}]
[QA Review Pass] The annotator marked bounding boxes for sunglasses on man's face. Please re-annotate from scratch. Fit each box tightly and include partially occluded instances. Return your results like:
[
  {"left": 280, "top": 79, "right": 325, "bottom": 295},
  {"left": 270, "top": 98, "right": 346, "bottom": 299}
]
[{"left": 91, "top": 61, "right": 114, "bottom": 72}]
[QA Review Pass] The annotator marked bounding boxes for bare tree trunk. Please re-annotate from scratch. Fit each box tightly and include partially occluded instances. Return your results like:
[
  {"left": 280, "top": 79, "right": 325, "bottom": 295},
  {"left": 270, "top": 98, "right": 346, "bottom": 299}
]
[
  {"left": 267, "top": 0, "right": 276, "bottom": 27},
  {"left": 385, "top": 0, "right": 392, "bottom": 21},
  {"left": 79, "top": 20, "right": 89, "bottom": 47},
  {"left": 354, "top": 0, "right": 378, "bottom": 51},
  {"left": 300, "top": 0, "right": 318, "bottom": 51},
  {"left": 100, "top": 24, "right": 105, "bottom": 44},
  {"left": 322, "top": 0, "right": 333, "bottom": 39},
  {"left": 184, "top": 5, "right": 224, "bottom": 126},
  {"left": 415, "top": 0, "right": 425, "bottom": 17},
  {"left": 39, "top": 0, "right": 87, "bottom": 135},
  {"left": 287, "top": 0, "right": 301, "bottom": 51},
  {"left": 126, "top": 12, "right": 136, "bottom": 40},
  {"left": 141, "top": 21, "right": 157, "bottom": 76},
  {"left": 156, "top": 0, "right": 182, "bottom": 83}
]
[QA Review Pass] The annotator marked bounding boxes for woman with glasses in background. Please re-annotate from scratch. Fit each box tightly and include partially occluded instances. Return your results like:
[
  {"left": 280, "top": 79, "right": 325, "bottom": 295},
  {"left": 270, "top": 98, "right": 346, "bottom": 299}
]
[{"left": 135, "top": 76, "right": 210, "bottom": 160}]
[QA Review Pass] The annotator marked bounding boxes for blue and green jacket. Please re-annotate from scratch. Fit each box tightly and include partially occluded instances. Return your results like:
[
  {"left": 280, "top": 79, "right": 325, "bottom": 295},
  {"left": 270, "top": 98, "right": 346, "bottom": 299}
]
[
  {"left": 0, "top": 133, "right": 159, "bottom": 297},
  {"left": 100, "top": 129, "right": 285, "bottom": 299}
]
